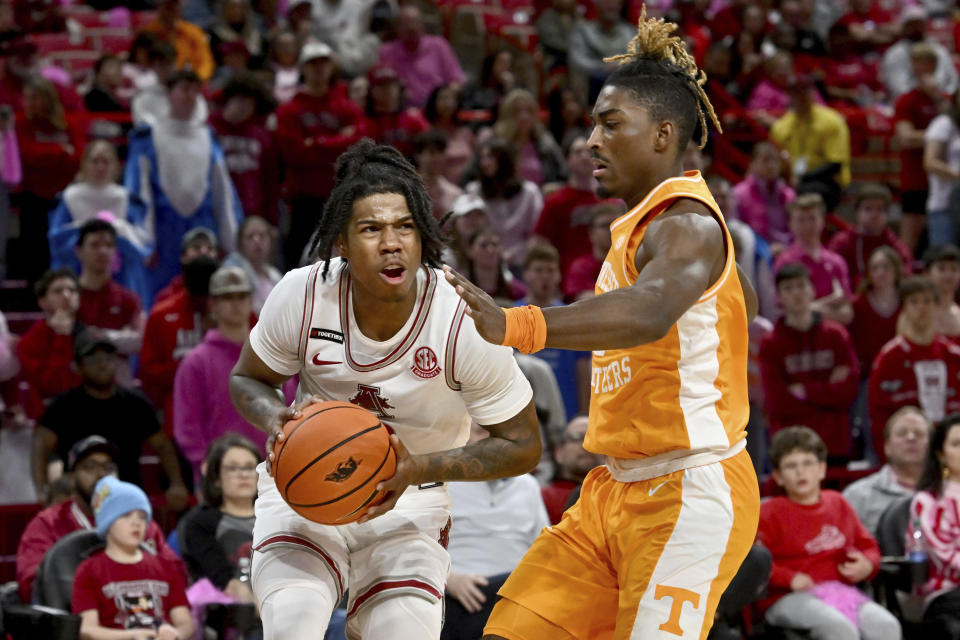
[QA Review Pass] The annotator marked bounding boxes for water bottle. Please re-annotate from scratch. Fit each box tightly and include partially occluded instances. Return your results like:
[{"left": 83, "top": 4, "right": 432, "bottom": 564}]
[{"left": 907, "top": 523, "right": 928, "bottom": 563}]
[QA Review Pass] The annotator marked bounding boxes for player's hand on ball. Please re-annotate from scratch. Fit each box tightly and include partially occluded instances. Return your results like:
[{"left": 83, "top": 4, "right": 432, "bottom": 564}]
[
  {"left": 359, "top": 435, "right": 422, "bottom": 522},
  {"left": 267, "top": 395, "right": 324, "bottom": 477},
  {"left": 443, "top": 266, "right": 506, "bottom": 345},
  {"left": 447, "top": 573, "right": 489, "bottom": 613}
]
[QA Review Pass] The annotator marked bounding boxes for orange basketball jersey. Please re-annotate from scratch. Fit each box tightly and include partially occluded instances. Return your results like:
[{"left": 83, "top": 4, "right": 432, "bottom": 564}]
[{"left": 586, "top": 170, "right": 749, "bottom": 461}]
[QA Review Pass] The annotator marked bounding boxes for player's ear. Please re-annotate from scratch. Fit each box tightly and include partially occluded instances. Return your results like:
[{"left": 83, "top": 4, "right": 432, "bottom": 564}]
[
  {"left": 336, "top": 234, "right": 348, "bottom": 259},
  {"left": 654, "top": 120, "right": 673, "bottom": 154}
]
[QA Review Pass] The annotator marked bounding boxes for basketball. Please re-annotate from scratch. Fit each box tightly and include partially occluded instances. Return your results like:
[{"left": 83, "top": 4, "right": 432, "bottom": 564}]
[{"left": 273, "top": 401, "right": 397, "bottom": 525}]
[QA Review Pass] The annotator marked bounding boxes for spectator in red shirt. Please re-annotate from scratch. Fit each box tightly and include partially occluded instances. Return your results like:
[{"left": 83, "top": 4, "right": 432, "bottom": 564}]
[
  {"left": 758, "top": 427, "right": 899, "bottom": 637},
  {"left": 14, "top": 75, "right": 82, "bottom": 283},
  {"left": 424, "top": 83, "right": 476, "bottom": 187},
  {"left": 827, "top": 184, "right": 913, "bottom": 290},
  {"left": 74, "top": 219, "right": 145, "bottom": 386},
  {"left": 154, "top": 227, "right": 219, "bottom": 305},
  {"left": 140, "top": 254, "right": 219, "bottom": 436},
  {"left": 849, "top": 246, "right": 903, "bottom": 381},
  {"left": 921, "top": 244, "right": 960, "bottom": 339},
  {"left": 835, "top": 0, "right": 897, "bottom": 54},
  {"left": 893, "top": 43, "right": 945, "bottom": 255},
  {"left": 533, "top": 135, "right": 599, "bottom": 278},
  {"left": 870, "top": 277, "right": 960, "bottom": 462},
  {"left": 414, "top": 128, "right": 462, "bottom": 221},
  {"left": 275, "top": 41, "right": 368, "bottom": 267},
  {"left": 759, "top": 263, "right": 859, "bottom": 460},
  {"left": 16, "top": 268, "right": 82, "bottom": 416},
  {"left": 364, "top": 63, "right": 429, "bottom": 160},
  {"left": 210, "top": 73, "right": 280, "bottom": 226},
  {"left": 564, "top": 201, "right": 623, "bottom": 302},
  {"left": 774, "top": 193, "right": 854, "bottom": 324},
  {"left": 541, "top": 415, "right": 601, "bottom": 524},
  {"left": 16, "top": 436, "right": 180, "bottom": 603}
]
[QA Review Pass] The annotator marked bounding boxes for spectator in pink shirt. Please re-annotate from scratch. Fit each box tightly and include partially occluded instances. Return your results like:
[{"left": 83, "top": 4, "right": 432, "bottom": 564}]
[
  {"left": 733, "top": 141, "right": 796, "bottom": 251},
  {"left": 378, "top": 5, "right": 465, "bottom": 108},
  {"left": 564, "top": 201, "right": 623, "bottom": 302},
  {"left": 774, "top": 192, "right": 853, "bottom": 324},
  {"left": 746, "top": 51, "right": 825, "bottom": 126}
]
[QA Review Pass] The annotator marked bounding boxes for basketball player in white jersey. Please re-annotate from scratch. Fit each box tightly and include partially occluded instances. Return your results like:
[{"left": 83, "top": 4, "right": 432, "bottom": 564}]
[{"left": 229, "top": 140, "right": 540, "bottom": 640}]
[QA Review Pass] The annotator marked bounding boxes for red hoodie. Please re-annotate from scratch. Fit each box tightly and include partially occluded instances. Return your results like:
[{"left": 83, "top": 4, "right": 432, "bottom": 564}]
[
  {"left": 827, "top": 228, "right": 914, "bottom": 290},
  {"left": 758, "top": 315, "right": 860, "bottom": 457},
  {"left": 364, "top": 107, "right": 429, "bottom": 159},
  {"left": 868, "top": 335, "right": 960, "bottom": 462},
  {"left": 15, "top": 319, "right": 80, "bottom": 411},
  {"left": 757, "top": 490, "right": 881, "bottom": 611},
  {"left": 275, "top": 88, "right": 369, "bottom": 199},
  {"left": 209, "top": 112, "right": 280, "bottom": 224}
]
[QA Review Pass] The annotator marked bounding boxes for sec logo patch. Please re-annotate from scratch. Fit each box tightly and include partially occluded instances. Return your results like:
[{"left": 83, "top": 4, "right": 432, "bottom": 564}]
[{"left": 411, "top": 346, "right": 441, "bottom": 379}]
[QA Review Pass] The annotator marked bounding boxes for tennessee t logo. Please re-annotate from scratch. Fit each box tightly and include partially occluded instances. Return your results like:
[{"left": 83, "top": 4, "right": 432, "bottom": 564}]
[{"left": 654, "top": 585, "right": 700, "bottom": 636}]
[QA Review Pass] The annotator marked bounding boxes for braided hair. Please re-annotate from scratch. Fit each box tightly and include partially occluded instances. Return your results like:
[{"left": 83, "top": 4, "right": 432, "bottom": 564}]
[
  {"left": 603, "top": 6, "right": 721, "bottom": 150},
  {"left": 307, "top": 139, "right": 446, "bottom": 279}
]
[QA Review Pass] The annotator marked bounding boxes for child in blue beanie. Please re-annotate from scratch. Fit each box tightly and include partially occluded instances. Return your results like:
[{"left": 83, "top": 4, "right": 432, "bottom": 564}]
[{"left": 72, "top": 476, "right": 195, "bottom": 639}]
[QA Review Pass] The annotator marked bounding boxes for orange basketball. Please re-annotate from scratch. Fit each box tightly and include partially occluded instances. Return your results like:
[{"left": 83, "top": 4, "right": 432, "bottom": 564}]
[{"left": 273, "top": 401, "right": 397, "bottom": 525}]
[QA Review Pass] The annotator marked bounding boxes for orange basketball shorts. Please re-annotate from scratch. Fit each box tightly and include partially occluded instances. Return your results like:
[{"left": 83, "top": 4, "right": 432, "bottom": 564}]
[{"left": 484, "top": 448, "right": 760, "bottom": 640}]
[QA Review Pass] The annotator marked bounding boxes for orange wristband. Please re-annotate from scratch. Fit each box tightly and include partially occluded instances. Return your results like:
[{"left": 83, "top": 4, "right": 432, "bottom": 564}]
[{"left": 501, "top": 305, "right": 547, "bottom": 354}]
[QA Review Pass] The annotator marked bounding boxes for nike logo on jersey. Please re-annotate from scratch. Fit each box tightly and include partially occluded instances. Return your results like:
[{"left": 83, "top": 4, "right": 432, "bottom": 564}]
[
  {"left": 648, "top": 480, "right": 669, "bottom": 496},
  {"left": 312, "top": 354, "right": 342, "bottom": 366}
]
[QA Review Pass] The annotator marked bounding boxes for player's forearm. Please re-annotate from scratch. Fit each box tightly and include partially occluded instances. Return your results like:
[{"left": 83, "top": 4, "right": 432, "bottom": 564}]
[{"left": 229, "top": 373, "right": 288, "bottom": 434}]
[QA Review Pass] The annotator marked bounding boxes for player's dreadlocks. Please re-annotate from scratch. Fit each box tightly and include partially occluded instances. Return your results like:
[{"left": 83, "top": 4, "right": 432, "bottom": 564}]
[
  {"left": 307, "top": 139, "right": 446, "bottom": 279},
  {"left": 603, "top": 5, "right": 721, "bottom": 150}
]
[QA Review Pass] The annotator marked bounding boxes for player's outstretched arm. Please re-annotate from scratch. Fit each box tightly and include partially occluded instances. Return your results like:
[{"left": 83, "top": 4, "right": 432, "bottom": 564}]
[
  {"left": 360, "top": 399, "right": 541, "bottom": 521},
  {"left": 444, "top": 209, "right": 727, "bottom": 352}
]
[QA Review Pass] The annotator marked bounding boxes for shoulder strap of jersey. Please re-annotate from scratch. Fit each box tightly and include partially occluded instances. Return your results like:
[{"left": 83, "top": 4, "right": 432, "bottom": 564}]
[
  {"left": 296, "top": 262, "right": 324, "bottom": 365},
  {"left": 444, "top": 299, "right": 468, "bottom": 391}
]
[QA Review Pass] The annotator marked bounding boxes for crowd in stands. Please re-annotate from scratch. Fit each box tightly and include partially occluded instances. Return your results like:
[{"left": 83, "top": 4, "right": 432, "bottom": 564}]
[{"left": 2, "top": 0, "right": 960, "bottom": 638}]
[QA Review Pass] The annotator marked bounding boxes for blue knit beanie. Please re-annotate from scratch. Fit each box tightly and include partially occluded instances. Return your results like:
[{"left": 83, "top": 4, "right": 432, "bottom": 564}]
[{"left": 91, "top": 476, "right": 152, "bottom": 539}]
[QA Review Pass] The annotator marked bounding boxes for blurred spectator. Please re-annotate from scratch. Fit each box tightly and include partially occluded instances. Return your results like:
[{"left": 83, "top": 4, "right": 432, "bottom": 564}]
[
  {"left": 907, "top": 414, "right": 960, "bottom": 636},
  {"left": 208, "top": 0, "right": 265, "bottom": 68},
  {"left": 143, "top": 0, "right": 216, "bottom": 82},
  {"left": 730, "top": 4, "right": 767, "bottom": 82},
  {"left": 33, "top": 330, "right": 189, "bottom": 509},
  {"left": 348, "top": 74, "right": 368, "bottom": 110},
  {"left": 442, "top": 193, "right": 488, "bottom": 271},
  {"left": 0, "top": 99, "right": 18, "bottom": 280},
  {"left": 709, "top": 0, "right": 748, "bottom": 41},
  {"left": 123, "top": 31, "right": 164, "bottom": 95},
  {"left": 870, "top": 277, "right": 960, "bottom": 462},
  {"left": 835, "top": 0, "right": 897, "bottom": 54},
  {"left": 48, "top": 140, "right": 153, "bottom": 304},
  {"left": 312, "top": 0, "right": 386, "bottom": 78},
  {"left": 778, "top": 0, "right": 828, "bottom": 59},
  {"left": 770, "top": 75, "right": 851, "bottom": 194},
  {"left": 364, "top": 63, "right": 429, "bottom": 159},
  {"left": 14, "top": 76, "right": 81, "bottom": 283},
  {"left": 0, "top": 395, "right": 33, "bottom": 506},
  {"left": 568, "top": 0, "right": 634, "bottom": 99},
  {"left": 893, "top": 42, "right": 945, "bottom": 255},
  {"left": 844, "top": 407, "right": 931, "bottom": 536},
  {"left": 71, "top": 220, "right": 146, "bottom": 386},
  {"left": 828, "top": 184, "right": 913, "bottom": 290},
  {"left": 463, "top": 227, "right": 525, "bottom": 301},
  {"left": 267, "top": 29, "right": 300, "bottom": 104},
  {"left": 488, "top": 88, "right": 566, "bottom": 186},
  {"left": 275, "top": 41, "right": 367, "bottom": 267},
  {"left": 414, "top": 128, "right": 462, "bottom": 221},
  {"left": 514, "top": 352, "right": 566, "bottom": 475},
  {"left": 533, "top": 135, "right": 598, "bottom": 278},
  {"left": 517, "top": 244, "right": 590, "bottom": 420},
  {"left": 125, "top": 69, "right": 243, "bottom": 301},
  {"left": 881, "top": 6, "right": 957, "bottom": 100},
  {"left": 209, "top": 40, "right": 255, "bottom": 92},
  {"left": 377, "top": 5, "right": 465, "bottom": 108},
  {"left": 732, "top": 141, "right": 795, "bottom": 251},
  {"left": 16, "top": 435, "right": 180, "bottom": 603},
  {"left": 131, "top": 39, "right": 211, "bottom": 127},
  {"left": 73, "top": 476, "right": 193, "bottom": 638},
  {"left": 423, "top": 83, "right": 475, "bottom": 187},
  {"left": 84, "top": 54, "right": 128, "bottom": 113},
  {"left": 922, "top": 244, "right": 960, "bottom": 339},
  {"left": 848, "top": 247, "right": 902, "bottom": 387},
  {"left": 536, "top": 0, "right": 579, "bottom": 70},
  {"left": 210, "top": 73, "right": 280, "bottom": 225},
  {"left": 140, "top": 253, "right": 220, "bottom": 437},
  {"left": 223, "top": 216, "right": 283, "bottom": 314},
  {"left": 465, "top": 138, "right": 543, "bottom": 271},
  {"left": 821, "top": 22, "right": 886, "bottom": 108},
  {"left": 746, "top": 51, "right": 825, "bottom": 121},
  {"left": 922, "top": 90, "right": 960, "bottom": 248},
  {"left": 173, "top": 267, "right": 283, "bottom": 483},
  {"left": 155, "top": 227, "right": 219, "bottom": 304},
  {"left": 0, "top": 309, "right": 18, "bottom": 384},
  {"left": 0, "top": 38, "right": 84, "bottom": 113},
  {"left": 757, "top": 427, "right": 898, "bottom": 638},
  {"left": 564, "top": 201, "right": 622, "bottom": 302},
  {"left": 540, "top": 415, "right": 601, "bottom": 524},
  {"left": 759, "top": 263, "right": 859, "bottom": 460},
  {"left": 774, "top": 193, "right": 853, "bottom": 324},
  {"left": 460, "top": 50, "right": 516, "bottom": 117},
  {"left": 178, "top": 435, "right": 260, "bottom": 608},
  {"left": 16, "top": 269, "right": 81, "bottom": 414},
  {"left": 546, "top": 85, "right": 590, "bottom": 152},
  {"left": 443, "top": 421, "right": 549, "bottom": 640}
]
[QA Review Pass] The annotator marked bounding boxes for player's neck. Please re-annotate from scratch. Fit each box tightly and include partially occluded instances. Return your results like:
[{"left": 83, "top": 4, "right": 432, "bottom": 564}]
[
  {"left": 622, "top": 162, "right": 684, "bottom": 209},
  {"left": 351, "top": 281, "right": 419, "bottom": 342}
]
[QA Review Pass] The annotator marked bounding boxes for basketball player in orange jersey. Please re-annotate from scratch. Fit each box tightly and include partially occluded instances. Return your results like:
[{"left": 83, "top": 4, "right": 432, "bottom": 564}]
[
  {"left": 444, "top": 10, "right": 761, "bottom": 640},
  {"left": 228, "top": 140, "right": 540, "bottom": 640}
]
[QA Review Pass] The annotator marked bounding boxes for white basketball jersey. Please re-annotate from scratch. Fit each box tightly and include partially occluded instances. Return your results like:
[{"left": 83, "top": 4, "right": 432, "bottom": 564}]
[{"left": 250, "top": 258, "right": 532, "bottom": 455}]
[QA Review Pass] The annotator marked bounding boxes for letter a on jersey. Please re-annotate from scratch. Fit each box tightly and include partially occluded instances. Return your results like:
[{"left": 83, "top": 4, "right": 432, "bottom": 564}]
[{"left": 349, "top": 384, "right": 396, "bottom": 419}]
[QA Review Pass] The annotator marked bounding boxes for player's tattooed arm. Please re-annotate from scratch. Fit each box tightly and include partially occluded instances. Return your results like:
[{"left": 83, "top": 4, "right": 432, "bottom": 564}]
[{"left": 361, "top": 400, "right": 541, "bottom": 521}]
